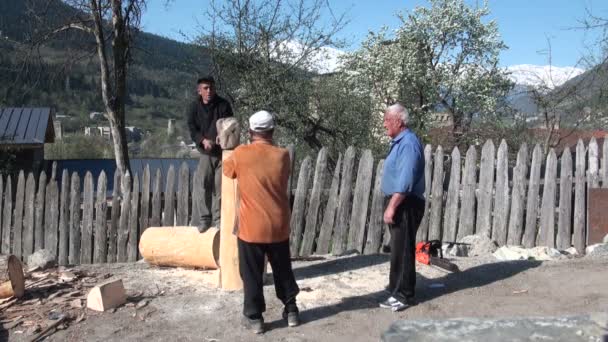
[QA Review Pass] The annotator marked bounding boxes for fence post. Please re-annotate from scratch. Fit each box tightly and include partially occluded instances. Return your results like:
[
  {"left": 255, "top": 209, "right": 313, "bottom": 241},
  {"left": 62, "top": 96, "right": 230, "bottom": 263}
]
[
  {"left": 13, "top": 171, "right": 25, "bottom": 259},
  {"left": 176, "top": 162, "right": 189, "bottom": 226},
  {"left": 315, "top": 154, "right": 342, "bottom": 255},
  {"left": 573, "top": 140, "right": 587, "bottom": 253},
  {"left": 557, "top": 147, "right": 573, "bottom": 250},
  {"left": 458, "top": 146, "right": 477, "bottom": 240},
  {"left": 289, "top": 156, "right": 312, "bottom": 256},
  {"left": 300, "top": 148, "right": 328, "bottom": 257},
  {"left": 140, "top": 164, "right": 151, "bottom": 239},
  {"left": 507, "top": 143, "right": 529, "bottom": 245},
  {"left": 151, "top": 169, "right": 162, "bottom": 227},
  {"left": 1, "top": 176, "right": 11, "bottom": 255},
  {"left": 476, "top": 140, "right": 495, "bottom": 239},
  {"left": 428, "top": 146, "right": 445, "bottom": 241},
  {"left": 365, "top": 159, "right": 385, "bottom": 254},
  {"left": 68, "top": 172, "right": 81, "bottom": 265},
  {"left": 107, "top": 171, "right": 120, "bottom": 263},
  {"left": 81, "top": 172, "right": 94, "bottom": 264},
  {"left": 34, "top": 171, "right": 47, "bottom": 251},
  {"left": 417, "top": 145, "right": 433, "bottom": 242},
  {"left": 492, "top": 140, "right": 510, "bottom": 246},
  {"left": 443, "top": 147, "right": 460, "bottom": 242},
  {"left": 117, "top": 172, "right": 131, "bottom": 262},
  {"left": 538, "top": 149, "right": 557, "bottom": 247},
  {"left": 128, "top": 173, "right": 140, "bottom": 262},
  {"left": 348, "top": 149, "right": 374, "bottom": 253},
  {"left": 94, "top": 171, "right": 108, "bottom": 263},
  {"left": 332, "top": 146, "right": 356, "bottom": 255},
  {"left": 44, "top": 178, "right": 59, "bottom": 257},
  {"left": 58, "top": 170, "right": 69, "bottom": 266},
  {"left": 23, "top": 173, "right": 36, "bottom": 260},
  {"left": 163, "top": 166, "right": 176, "bottom": 227},
  {"left": 523, "top": 144, "right": 542, "bottom": 248}
]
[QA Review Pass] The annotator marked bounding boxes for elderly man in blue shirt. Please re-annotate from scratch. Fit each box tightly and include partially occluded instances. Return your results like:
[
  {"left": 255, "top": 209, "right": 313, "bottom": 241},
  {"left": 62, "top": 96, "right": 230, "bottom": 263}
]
[{"left": 379, "top": 103, "right": 426, "bottom": 312}]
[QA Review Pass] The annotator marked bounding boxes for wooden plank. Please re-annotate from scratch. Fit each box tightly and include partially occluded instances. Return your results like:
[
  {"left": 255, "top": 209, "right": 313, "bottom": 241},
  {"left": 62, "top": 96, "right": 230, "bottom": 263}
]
[
  {"left": 68, "top": 172, "right": 81, "bottom": 265},
  {"left": 476, "top": 140, "right": 495, "bottom": 238},
  {"left": 523, "top": 144, "right": 542, "bottom": 248},
  {"left": 140, "top": 164, "right": 151, "bottom": 236},
  {"left": 81, "top": 172, "right": 94, "bottom": 264},
  {"left": 557, "top": 147, "right": 573, "bottom": 250},
  {"left": 417, "top": 145, "right": 433, "bottom": 242},
  {"left": 443, "top": 147, "right": 461, "bottom": 242},
  {"left": 286, "top": 144, "right": 295, "bottom": 203},
  {"left": 34, "top": 171, "right": 47, "bottom": 251},
  {"left": 162, "top": 166, "right": 176, "bottom": 226},
  {"left": 107, "top": 171, "right": 120, "bottom": 263},
  {"left": 176, "top": 162, "right": 189, "bottom": 226},
  {"left": 44, "top": 179, "right": 59, "bottom": 257},
  {"left": 348, "top": 149, "right": 374, "bottom": 253},
  {"left": 1, "top": 176, "right": 11, "bottom": 255},
  {"left": 491, "top": 140, "right": 510, "bottom": 246},
  {"left": 289, "top": 156, "right": 313, "bottom": 256},
  {"left": 602, "top": 135, "right": 608, "bottom": 188},
  {"left": 94, "top": 171, "right": 108, "bottom": 264},
  {"left": 51, "top": 161, "right": 57, "bottom": 181},
  {"left": 588, "top": 137, "right": 599, "bottom": 188},
  {"left": 315, "top": 154, "right": 342, "bottom": 255},
  {"left": 507, "top": 143, "right": 529, "bottom": 245},
  {"left": 190, "top": 162, "right": 204, "bottom": 227},
  {"left": 573, "top": 140, "right": 587, "bottom": 253},
  {"left": 117, "top": 173, "right": 131, "bottom": 263},
  {"left": 364, "top": 159, "right": 385, "bottom": 254},
  {"left": 128, "top": 173, "right": 140, "bottom": 262},
  {"left": 13, "top": 171, "right": 25, "bottom": 259},
  {"left": 332, "top": 146, "right": 356, "bottom": 255},
  {"left": 457, "top": 146, "right": 477, "bottom": 240},
  {"left": 300, "top": 148, "right": 329, "bottom": 256},
  {"left": 586, "top": 137, "right": 599, "bottom": 247},
  {"left": 150, "top": 169, "right": 162, "bottom": 227},
  {"left": 428, "top": 146, "right": 445, "bottom": 241},
  {"left": 538, "top": 149, "right": 558, "bottom": 247},
  {"left": 58, "top": 170, "right": 70, "bottom": 266},
  {"left": 0, "top": 176, "right": 2, "bottom": 253},
  {"left": 219, "top": 150, "right": 242, "bottom": 290},
  {"left": 22, "top": 173, "right": 36, "bottom": 259}
]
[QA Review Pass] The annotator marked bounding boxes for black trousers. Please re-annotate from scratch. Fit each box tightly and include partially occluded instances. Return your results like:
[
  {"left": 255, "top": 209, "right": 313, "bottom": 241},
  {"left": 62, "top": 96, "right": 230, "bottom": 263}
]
[
  {"left": 238, "top": 238, "right": 300, "bottom": 319},
  {"left": 387, "top": 196, "right": 425, "bottom": 303}
]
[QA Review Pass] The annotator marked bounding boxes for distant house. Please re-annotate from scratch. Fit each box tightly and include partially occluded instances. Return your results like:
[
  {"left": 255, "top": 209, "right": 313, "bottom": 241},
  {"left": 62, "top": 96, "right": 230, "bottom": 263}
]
[
  {"left": 0, "top": 107, "right": 55, "bottom": 175},
  {"left": 84, "top": 125, "right": 144, "bottom": 142}
]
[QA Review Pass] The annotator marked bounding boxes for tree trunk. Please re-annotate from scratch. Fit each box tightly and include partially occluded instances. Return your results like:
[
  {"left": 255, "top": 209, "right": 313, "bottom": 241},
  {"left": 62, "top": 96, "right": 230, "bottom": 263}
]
[{"left": 0, "top": 255, "right": 25, "bottom": 299}]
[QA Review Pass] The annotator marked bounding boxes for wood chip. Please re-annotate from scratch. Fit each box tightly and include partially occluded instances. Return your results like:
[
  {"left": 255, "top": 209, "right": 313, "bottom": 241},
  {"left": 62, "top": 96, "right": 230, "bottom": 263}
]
[
  {"left": 3, "top": 317, "right": 24, "bottom": 329},
  {"left": 70, "top": 299, "right": 83, "bottom": 308},
  {"left": 512, "top": 289, "right": 528, "bottom": 294},
  {"left": 74, "top": 312, "right": 86, "bottom": 323},
  {"left": 135, "top": 299, "right": 150, "bottom": 310},
  {"left": 0, "top": 315, "right": 23, "bottom": 324},
  {"left": 59, "top": 272, "right": 77, "bottom": 282},
  {"left": 47, "top": 290, "right": 67, "bottom": 300}
]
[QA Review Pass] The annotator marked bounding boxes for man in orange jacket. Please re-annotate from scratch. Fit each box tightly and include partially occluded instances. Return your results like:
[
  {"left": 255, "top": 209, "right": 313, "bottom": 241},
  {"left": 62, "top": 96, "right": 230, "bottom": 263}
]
[{"left": 223, "top": 110, "right": 300, "bottom": 334}]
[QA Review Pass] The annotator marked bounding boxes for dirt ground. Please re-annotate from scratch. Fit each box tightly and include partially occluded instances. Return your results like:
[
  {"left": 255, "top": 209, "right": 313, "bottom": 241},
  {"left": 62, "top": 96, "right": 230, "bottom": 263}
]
[{"left": 6, "top": 253, "right": 608, "bottom": 342}]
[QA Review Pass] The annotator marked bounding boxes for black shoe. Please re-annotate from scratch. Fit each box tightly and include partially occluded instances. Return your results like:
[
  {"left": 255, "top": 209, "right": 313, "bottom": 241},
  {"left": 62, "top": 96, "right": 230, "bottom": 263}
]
[
  {"left": 282, "top": 310, "right": 300, "bottom": 327},
  {"left": 243, "top": 316, "right": 265, "bottom": 334}
]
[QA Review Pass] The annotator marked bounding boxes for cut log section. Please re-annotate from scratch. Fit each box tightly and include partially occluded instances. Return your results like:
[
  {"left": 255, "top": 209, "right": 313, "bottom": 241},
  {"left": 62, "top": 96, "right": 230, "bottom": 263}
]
[
  {"left": 0, "top": 254, "right": 25, "bottom": 299},
  {"left": 139, "top": 227, "right": 219, "bottom": 269},
  {"left": 86, "top": 279, "right": 127, "bottom": 311}
]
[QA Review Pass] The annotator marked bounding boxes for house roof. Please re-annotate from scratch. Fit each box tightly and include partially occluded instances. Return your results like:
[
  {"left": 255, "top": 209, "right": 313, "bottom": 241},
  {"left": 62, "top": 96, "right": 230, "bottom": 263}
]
[{"left": 0, "top": 107, "right": 55, "bottom": 145}]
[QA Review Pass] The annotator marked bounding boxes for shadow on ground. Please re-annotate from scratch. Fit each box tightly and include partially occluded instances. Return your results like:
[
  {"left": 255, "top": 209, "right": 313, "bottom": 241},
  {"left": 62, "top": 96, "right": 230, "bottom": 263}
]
[
  {"left": 293, "top": 254, "right": 389, "bottom": 280},
  {"left": 288, "top": 259, "right": 542, "bottom": 326}
]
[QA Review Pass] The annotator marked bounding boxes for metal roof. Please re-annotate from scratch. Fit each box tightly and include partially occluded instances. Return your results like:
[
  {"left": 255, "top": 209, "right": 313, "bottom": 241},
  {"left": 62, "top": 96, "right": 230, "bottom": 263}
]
[{"left": 0, "top": 108, "right": 55, "bottom": 145}]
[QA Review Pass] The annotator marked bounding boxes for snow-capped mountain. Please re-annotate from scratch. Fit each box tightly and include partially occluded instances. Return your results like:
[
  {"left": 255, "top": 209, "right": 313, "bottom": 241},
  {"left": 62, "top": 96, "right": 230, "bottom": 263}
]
[{"left": 506, "top": 64, "right": 585, "bottom": 89}]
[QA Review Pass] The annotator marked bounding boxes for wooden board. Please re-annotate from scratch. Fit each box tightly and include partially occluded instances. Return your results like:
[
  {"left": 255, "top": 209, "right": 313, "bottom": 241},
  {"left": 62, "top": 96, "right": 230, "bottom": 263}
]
[
  {"left": 523, "top": 144, "right": 542, "bottom": 248},
  {"left": 428, "top": 146, "right": 445, "bottom": 241},
  {"left": 457, "top": 146, "right": 477, "bottom": 240},
  {"left": 315, "top": 154, "right": 342, "bottom": 255},
  {"left": 332, "top": 146, "right": 356, "bottom": 255},
  {"left": 300, "top": 148, "right": 328, "bottom": 256},
  {"left": 348, "top": 149, "right": 374, "bottom": 253},
  {"left": 476, "top": 140, "right": 495, "bottom": 238},
  {"left": 557, "top": 148, "right": 573, "bottom": 250},
  {"left": 289, "top": 156, "right": 312, "bottom": 256},
  {"left": 219, "top": 150, "right": 242, "bottom": 290},
  {"left": 507, "top": 143, "right": 529, "bottom": 245}
]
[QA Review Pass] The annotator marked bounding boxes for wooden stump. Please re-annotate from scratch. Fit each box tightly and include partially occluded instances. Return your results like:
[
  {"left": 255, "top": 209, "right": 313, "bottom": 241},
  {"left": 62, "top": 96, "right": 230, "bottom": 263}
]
[{"left": 0, "top": 255, "right": 25, "bottom": 299}]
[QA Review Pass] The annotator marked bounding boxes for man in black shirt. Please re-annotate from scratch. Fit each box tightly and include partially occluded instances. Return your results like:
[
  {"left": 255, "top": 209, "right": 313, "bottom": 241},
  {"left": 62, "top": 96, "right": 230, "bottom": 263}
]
[{"left": 187, "top": 76, "right": 233, "bottom": 230}]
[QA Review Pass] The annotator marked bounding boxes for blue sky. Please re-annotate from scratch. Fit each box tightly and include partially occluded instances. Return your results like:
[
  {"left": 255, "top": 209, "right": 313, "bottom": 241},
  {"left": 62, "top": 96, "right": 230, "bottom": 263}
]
[{"left": 142, "top": 0, "right": 608, "bottom": 68}]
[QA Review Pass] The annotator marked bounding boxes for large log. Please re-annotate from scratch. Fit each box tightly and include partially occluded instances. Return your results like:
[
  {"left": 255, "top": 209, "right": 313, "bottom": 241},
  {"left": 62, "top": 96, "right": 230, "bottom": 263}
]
[
  {"left": 0, "top": 255, "right": 25, "bottom": 298},
  {"left": 139, "top": 227, "right": 219, "bottom": 269}
]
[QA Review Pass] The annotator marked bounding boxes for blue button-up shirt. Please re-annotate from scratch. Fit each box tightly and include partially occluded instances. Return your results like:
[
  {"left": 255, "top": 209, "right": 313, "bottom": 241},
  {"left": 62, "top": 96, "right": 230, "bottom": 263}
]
[{"left": 381, "top": 129, "right": 425, "bottom": 199}]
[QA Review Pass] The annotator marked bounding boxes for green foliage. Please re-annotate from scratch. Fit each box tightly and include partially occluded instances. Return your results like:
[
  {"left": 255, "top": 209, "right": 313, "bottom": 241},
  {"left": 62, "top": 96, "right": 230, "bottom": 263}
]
[
  {"left": 45, "top": 134, "right": 113, "bottom": 159},
  {"left": 342, "top": 0, "right": 513, "bottom": 134}
]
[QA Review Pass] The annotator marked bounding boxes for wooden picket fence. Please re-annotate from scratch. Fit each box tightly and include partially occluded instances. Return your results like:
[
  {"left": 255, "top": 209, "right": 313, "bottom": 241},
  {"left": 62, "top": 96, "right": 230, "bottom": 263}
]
[{"left": 0, "top": 137, "right": 605, "bottom": 265}]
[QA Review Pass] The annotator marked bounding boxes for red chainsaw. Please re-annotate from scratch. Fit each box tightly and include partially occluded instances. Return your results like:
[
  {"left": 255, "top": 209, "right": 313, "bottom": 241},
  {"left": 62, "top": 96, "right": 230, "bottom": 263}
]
[{"left": 415, "top": 240, "right": 460, "bottom": 272}]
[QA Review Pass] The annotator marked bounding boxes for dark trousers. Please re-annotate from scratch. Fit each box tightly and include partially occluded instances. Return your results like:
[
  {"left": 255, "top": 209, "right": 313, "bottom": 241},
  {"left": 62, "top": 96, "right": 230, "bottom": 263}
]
[
  {"left": 387, "top": 196, "right": 425, "bottom": 303},
  {"left": 191, "top": 154, "right": 222, "bottom": 229},
  {"left": 238, "top": 238, "right": 300, "bottom": 319}
]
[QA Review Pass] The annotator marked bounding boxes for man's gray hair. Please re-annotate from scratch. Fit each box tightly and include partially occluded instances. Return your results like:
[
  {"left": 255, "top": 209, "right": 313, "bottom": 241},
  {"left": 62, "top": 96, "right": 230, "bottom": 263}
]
[{"left": 387, "top": 103, "right": 409, "bottom": 125}]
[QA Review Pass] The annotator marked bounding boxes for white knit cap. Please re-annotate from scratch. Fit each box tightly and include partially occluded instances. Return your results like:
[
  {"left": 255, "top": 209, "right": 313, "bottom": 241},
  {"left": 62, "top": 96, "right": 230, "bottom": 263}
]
[{"left": 249, "top": 110, "right": 275, "bottom": 132}]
